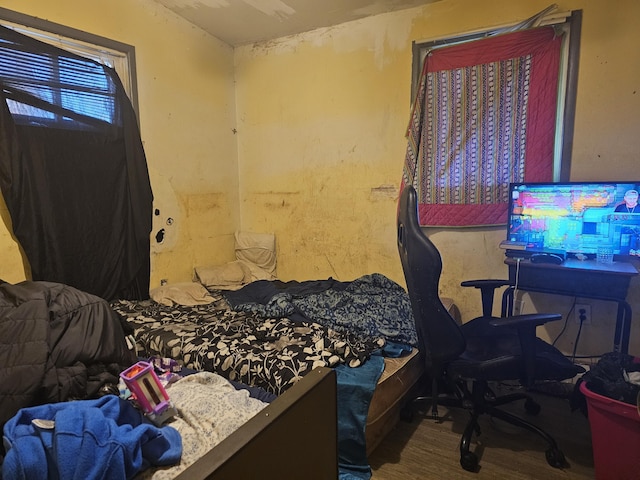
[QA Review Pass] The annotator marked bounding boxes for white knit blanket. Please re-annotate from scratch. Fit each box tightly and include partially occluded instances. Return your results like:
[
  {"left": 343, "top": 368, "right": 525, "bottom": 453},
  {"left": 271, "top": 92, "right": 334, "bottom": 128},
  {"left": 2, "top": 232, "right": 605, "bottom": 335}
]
[{"left": 136, "top": 372, "right": 268, "bottom": 479}]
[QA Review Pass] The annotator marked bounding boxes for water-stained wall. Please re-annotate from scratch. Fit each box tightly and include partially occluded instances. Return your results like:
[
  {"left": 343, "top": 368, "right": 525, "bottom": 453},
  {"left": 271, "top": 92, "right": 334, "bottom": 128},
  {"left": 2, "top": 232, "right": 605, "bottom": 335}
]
[
  {"left": 235, "top": 10, "right": 416, "bottom": 282},
  {"left": 234, "top": 0, "right": 640, "bottom": 355}
]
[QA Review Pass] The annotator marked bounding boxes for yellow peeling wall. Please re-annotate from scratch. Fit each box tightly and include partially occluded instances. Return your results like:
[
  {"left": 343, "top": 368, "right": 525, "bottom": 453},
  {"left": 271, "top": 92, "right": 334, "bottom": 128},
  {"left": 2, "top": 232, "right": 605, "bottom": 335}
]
[
  {"left": 0, "top": 0, "right": 239, "bottom": 287},
  {"left": 235, "top": 0, "right": 640, "bottom": 356}
]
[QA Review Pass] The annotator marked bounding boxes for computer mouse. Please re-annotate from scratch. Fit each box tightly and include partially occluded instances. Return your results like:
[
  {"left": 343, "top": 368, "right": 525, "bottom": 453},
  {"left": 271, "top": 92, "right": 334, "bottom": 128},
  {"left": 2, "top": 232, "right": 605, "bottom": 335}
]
[{"left": 530, "top": 253, "right": 564, "bottom": 265}]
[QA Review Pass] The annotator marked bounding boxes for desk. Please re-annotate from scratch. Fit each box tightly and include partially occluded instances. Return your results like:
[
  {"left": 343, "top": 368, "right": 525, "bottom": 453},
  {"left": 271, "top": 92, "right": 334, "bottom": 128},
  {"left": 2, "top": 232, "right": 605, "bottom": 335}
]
[{"left": 502, "top": 258, "right": 639, "bottom": 354}]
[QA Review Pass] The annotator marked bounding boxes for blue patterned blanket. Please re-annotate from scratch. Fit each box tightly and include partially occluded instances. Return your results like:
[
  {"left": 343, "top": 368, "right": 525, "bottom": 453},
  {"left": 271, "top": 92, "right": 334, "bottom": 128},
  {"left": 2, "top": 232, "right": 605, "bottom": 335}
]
[{"left": 224, "top": 273, "right": 418, "bottom": 348}]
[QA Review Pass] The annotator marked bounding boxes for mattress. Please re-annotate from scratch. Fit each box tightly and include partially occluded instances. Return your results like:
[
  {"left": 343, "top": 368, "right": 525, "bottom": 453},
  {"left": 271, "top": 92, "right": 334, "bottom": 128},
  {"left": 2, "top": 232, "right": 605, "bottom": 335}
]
[{"left": 366, "top": 348, "right": 424, "bottom": 454}]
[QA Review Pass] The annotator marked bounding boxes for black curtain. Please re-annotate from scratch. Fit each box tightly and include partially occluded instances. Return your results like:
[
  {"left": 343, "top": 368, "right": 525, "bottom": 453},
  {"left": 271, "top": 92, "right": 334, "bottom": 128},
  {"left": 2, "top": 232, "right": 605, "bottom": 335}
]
[{"left": 0, "top": 26, "right": 152, "bottom": 300}]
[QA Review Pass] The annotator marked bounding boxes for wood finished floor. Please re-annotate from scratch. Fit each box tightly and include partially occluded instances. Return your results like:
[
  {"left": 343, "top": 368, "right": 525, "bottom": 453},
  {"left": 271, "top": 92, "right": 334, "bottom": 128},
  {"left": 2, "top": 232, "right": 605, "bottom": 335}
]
[{"left": 369, "top": 386, "right": 595, "bottom": 480}]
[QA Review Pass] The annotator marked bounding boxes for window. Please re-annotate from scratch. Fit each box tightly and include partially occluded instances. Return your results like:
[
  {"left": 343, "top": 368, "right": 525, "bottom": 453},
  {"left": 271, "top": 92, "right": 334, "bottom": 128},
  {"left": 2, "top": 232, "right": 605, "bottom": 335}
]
[
  {"left": 0, "top": 7, "right": 138, "bottom": 129},
  {"left": 0, "top": 9, "right": 152, "bottom": 300},
  {"left": 404, "top": 8, "right": 581, "bottom": 227}
]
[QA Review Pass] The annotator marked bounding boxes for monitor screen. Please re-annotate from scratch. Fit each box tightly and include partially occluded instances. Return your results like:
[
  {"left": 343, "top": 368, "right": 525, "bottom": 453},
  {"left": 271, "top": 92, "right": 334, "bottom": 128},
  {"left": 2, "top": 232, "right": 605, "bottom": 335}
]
[{"left": 505, "top": 181, "right": 640, "bottom": 259}]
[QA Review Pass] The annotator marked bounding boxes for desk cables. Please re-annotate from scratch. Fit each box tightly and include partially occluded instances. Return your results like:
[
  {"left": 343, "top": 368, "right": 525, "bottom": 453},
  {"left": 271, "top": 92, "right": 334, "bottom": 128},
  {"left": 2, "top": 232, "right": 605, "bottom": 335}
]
[{"left": 513, "top": 257, "right": 521, "bottom": 304}]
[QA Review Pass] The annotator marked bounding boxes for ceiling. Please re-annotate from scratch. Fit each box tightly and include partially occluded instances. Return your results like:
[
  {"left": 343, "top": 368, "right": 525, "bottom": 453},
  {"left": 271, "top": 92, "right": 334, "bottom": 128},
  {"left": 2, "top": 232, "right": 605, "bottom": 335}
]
[{"left": 152, "top": 0, "right": 435, "bottom": 46}]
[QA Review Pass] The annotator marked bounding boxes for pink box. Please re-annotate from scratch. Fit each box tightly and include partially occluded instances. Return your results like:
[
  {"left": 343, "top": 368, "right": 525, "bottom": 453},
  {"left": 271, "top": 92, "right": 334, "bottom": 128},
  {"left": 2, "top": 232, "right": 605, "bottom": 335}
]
[{"left": 120, "top": 361, "right": 175, "bottom": 425}]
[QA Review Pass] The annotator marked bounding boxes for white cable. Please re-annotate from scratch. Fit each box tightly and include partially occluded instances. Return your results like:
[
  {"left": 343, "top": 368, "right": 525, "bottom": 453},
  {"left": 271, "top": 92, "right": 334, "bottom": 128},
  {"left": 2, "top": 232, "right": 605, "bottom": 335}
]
[{"left": 513, "top": 257, "right": 521, "bottom": 312}]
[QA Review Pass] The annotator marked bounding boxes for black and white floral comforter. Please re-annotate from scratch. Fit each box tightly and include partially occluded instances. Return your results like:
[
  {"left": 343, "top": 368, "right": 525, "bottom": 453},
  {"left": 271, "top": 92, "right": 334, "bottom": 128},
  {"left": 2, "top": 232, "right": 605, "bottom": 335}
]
[
  {"left": 111, "top": 290, "right": 385, "bottom": 395},
  {"left": 111, "top": 274, "right": 417, "bottom": 396}
]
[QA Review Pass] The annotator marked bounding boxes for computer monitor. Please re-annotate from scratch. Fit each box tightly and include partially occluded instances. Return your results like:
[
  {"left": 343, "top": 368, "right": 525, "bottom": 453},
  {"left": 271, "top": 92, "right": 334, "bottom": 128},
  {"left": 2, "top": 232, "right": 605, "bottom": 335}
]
[{"left": 504, "top": 181, "right": 640, "bottom": 259}]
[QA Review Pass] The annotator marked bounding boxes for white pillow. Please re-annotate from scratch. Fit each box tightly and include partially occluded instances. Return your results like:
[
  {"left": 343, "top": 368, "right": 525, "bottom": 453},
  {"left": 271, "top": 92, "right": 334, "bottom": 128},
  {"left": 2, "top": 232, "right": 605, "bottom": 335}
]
[
  {"left": 194, "top": 261, "right": 252, "bottom": 290},
  {"left": 234, "top": 231, "right": 276, "bottom": 280},
  {"left": 150, "top": 282, "right": 214, "bottom": 306}
]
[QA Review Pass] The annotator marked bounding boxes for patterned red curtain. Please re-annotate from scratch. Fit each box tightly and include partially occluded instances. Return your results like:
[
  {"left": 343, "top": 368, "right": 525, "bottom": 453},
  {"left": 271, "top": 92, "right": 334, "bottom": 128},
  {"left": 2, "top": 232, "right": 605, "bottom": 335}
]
[{"left": 403, "top": 26, "right": 562, "bottom": 227}]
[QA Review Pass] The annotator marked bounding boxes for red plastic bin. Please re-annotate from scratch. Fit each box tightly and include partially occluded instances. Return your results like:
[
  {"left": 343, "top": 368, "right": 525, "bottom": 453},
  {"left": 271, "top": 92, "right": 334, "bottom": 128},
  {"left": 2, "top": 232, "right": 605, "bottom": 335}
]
[{"left": 580, "top": 381, "right": 640, "bottom": 480}]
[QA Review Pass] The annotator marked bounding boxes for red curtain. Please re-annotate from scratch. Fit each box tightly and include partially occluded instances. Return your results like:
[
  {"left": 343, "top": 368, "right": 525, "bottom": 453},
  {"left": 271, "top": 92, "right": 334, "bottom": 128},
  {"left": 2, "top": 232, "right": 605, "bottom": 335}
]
[{"left": 403, "top": 26, "right": 562, "bottom": 226}]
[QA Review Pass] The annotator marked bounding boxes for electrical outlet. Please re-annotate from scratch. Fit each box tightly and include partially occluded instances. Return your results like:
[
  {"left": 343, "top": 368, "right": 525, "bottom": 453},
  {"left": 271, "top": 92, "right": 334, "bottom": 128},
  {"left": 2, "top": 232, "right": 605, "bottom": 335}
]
[{"left": 574, "top": 304, "right": 591, "bottom": 325}]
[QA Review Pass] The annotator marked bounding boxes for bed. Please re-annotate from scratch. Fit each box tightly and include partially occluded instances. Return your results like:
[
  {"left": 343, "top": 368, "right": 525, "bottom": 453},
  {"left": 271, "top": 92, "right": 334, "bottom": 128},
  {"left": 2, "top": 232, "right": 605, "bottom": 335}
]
[
  {"left": 1, "top": 272, "right": 456, "bottom": 479},
  {"left": 0, "top": 279, "right": 337, "bottom": 479},
  {"left": 110, "top": 273, "right": 461, "bottom": 476}
]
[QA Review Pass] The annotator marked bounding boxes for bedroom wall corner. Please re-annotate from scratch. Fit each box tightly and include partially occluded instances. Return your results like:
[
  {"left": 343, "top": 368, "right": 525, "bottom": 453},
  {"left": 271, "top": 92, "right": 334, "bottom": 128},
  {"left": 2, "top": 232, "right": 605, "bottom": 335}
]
[{"left": 233, "top": 8, "right": 416, "bottom": 284}]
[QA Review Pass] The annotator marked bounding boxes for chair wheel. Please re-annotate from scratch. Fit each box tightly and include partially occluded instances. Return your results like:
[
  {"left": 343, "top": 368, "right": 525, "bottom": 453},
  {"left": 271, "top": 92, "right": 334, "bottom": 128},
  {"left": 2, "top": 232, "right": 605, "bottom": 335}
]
[
  {"left": 460, "top": 451, "right": 479, "bottom": 472},
  {"left": 524, "top": 397, "right": 541, "bottom": 415},
  {"left": 545, "top": 447, "right": 566, "bottom": 468}
]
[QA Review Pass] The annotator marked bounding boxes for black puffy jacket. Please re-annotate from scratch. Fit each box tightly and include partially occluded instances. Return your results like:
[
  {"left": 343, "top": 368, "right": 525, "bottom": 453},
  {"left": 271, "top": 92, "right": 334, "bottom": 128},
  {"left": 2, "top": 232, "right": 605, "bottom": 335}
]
[{"left": 0, "top": 281, "right": 137, "bottom": 432}]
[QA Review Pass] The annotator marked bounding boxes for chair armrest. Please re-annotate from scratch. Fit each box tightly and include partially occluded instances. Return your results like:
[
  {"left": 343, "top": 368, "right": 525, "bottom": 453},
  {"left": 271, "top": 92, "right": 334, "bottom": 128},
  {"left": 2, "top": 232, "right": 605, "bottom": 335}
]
[
  {"left": 460, "top": 279, "right": 511, "bottom": 290},
  {"left": 489, "top": 313, "right": 562, "bottom": 328},
  {"left": 461, "top": 279, "right": 511, "bottom": 317},
  {"left": 490, "top": 312, "right": 563, "bottom": 388}
]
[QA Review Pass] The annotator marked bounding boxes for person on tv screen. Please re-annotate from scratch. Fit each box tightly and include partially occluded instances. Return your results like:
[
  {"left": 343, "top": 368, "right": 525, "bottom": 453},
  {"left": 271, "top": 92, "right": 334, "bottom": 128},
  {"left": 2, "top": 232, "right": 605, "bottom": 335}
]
[{"left": 614, "top": 189, "right": 639, "bottom": 213}]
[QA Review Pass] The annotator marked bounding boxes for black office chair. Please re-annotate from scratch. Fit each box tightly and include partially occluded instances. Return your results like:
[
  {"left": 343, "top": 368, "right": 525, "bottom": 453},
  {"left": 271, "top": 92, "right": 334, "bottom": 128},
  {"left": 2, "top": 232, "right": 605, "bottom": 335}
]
[{"left": 397, "top": 185, "right": 584, "bottom": 472}]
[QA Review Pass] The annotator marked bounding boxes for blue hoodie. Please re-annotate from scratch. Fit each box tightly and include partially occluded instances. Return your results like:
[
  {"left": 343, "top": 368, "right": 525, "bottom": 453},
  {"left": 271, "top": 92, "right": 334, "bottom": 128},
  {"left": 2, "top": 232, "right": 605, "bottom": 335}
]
[{"left": 2, "top": 395, "right": 181, "bottom": 479}]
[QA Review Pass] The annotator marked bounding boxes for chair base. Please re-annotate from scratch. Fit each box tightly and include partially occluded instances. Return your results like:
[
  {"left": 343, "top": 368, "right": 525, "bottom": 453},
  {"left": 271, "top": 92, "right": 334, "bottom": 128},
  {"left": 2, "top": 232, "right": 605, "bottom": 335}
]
[{"left": 405, "top": 379, "right": 568, "bottom": 472}]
